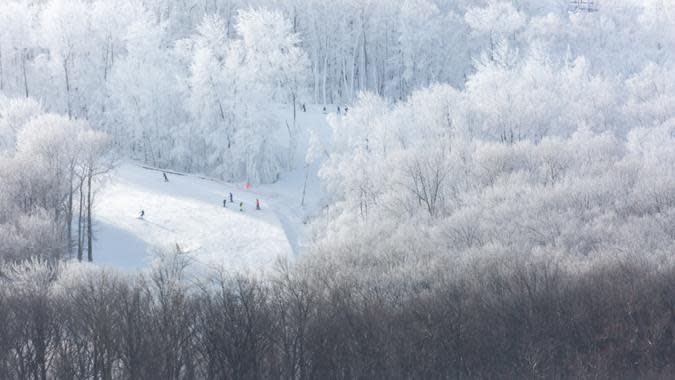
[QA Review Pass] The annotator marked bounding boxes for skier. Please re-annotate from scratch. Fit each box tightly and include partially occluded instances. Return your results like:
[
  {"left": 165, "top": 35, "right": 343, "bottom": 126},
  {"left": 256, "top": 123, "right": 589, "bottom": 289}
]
[
  {"left": 239, "top": 202, "right": 244, "bottom": 212},
  {"left": 163, "top": 172, "right": 169, "bottom": 182},
  {"left": 344, "top": 106, "right": 348, "bottom": 114},
  {"left": 223, "top": 199, "right": 227, "bottom": 208},
  {"left": 337, "top": 106, "right": 341, "bottom": 114},
  {"left": 139, "top": 210, "right": 145, "bottom": 219},
  {"left": 256, "top": 199, "right": 261, "bottom": 210},
  {"left": 322, "top": 106, "right": 327, "bottom": 114},
  {"left": 302, "top": 103, "right": 307, "bottom": 112},
  {"left": 229, "top": 192, "right": 234, "bottom": 203}
]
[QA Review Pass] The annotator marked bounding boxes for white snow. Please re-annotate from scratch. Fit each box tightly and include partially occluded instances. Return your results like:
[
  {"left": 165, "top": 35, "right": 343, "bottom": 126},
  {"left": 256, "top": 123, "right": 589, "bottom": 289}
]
[
  {"left": 92, "top": 104, "right": 332, "bottom": 273},
  {"left": 93, "top": 163, "right": 289, "bottom": 273}
]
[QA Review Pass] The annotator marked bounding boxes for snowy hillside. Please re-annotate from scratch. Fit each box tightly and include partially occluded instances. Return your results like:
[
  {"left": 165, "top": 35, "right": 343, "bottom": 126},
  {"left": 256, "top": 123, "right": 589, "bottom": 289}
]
[
  {"left": 92, "top": 104, "right": 331, "bottom": 272},
  {"left": 92, "top": 163, "right": 289, "bottom": 272}
]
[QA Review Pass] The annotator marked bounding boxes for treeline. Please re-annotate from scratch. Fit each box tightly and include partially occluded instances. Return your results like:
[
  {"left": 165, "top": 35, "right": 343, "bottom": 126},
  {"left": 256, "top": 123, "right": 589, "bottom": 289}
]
[
  {"left": 313, "top": 70, "right": 675, "bottom": 282},
  {"left": 0, "top": 253, "right": 673, "bottom": 380}
]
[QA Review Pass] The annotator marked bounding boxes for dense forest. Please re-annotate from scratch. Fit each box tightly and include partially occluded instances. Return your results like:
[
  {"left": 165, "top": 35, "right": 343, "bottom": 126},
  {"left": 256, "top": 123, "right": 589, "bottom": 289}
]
[
  {"left": 0, "top": 255, "right": 673, "bottom": 379},
  {"left": 1, "top": 0, "right": 675, "bottom": 378}
]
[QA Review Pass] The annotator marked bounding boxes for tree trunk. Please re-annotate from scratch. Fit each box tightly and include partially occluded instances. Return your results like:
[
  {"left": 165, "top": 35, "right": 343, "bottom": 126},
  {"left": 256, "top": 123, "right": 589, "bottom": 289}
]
[
  {"left": 300, "top": 164, "right": 310, "bottom": 207},
  {"left": 322, "top": 47, "right": 328, "bottom": 106},
  {"left": 77, "top": 177, "right": 84, "bottom": 261},
  {"left": 362, "top": 14, "right": 368, "bottom": 92},
  {"left": 64, "top": 57, "right": 72, "bottom": 119},
  {"left": 0, "top": 44, "right": 4, "bottom": 91},
  {"left": 22, "top": 50, "right": 29, "bottom": 98},
  {"left": 288, "top": 92, "right": 297, "bottom": 169},
  {"left": 67, "top": 178, "right": 74, "bottom": 258},
  {"left": 87, "top": 171, "right": 93, "bottom": 262}
]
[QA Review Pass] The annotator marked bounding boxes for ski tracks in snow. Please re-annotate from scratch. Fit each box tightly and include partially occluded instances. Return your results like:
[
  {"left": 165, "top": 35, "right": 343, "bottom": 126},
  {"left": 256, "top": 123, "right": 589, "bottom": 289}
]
[{"left": 93, "top": 163, "right": 297, "bottom": 273}]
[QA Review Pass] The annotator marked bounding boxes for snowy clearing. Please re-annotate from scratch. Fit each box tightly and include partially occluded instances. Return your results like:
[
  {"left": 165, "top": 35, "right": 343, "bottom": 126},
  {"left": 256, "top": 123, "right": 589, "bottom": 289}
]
[{"left": 93, "top": 163, "right": 294, "bottom": 273}]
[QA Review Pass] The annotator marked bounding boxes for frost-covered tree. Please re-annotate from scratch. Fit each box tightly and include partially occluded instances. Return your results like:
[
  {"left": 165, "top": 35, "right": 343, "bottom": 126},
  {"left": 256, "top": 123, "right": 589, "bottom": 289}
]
[
  {"left": 0, "top": 97, "right": 111, "bottom": 262},
  {"left": 0, "top": 1, "right": 36, "bottom": 98},
  {"left": 312, "top": 56, "right": 675, "bottom": 280},
  {"left": 108, "top": 14, "right": 185, "bottom": 166},
  {"left": 2, "top": 0, "right": 675, "bottom": 268},
  {"left": 0, "top": 0, "right": 672, "bottom": 183},
  {"left": 465, "top": 0, "right": 526, "bottom": 61},
  {"left": 185, "top": 14, "right": 233, "bottom": 173},
  {"left": 185, "top": 8, "right": 309, "bottom": 182},
  {"left": 40, "top": 0, "right": 92, "bottom": 119}
]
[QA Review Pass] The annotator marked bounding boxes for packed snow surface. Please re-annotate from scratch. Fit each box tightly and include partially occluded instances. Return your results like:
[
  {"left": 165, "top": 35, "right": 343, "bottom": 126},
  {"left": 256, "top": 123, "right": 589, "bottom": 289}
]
[{"left": 93, "top": 163, "right": 293, "bottom": 272}]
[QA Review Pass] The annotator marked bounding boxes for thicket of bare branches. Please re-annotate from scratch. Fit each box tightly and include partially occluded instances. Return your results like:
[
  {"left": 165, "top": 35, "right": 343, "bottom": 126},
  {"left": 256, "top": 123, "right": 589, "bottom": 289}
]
[{"left": 0, "top": 253, "right": 673, "bottom": 380}]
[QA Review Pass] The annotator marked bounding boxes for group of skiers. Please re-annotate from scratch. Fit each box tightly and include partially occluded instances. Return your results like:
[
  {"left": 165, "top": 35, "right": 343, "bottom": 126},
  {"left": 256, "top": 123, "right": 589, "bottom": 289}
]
[
  {"left": 222, "top": 192, "right": 261, "bottom": 212},
  {"left": 316, "top": 105, "right": 348, "bottom": 115},
  {"left": 138, "top": 172, "right": 262, "bottom": 219}
]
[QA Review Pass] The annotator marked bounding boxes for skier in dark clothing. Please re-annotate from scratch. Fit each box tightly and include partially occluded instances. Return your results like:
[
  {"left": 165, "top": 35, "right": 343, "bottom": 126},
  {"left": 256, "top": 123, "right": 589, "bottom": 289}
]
[
  {"left": 223, "top": 199, "right": 227, "bottom": 208},
  {"left": 302, "top": 103, "right": 307, "bottom": 112},
  {"left": 345, "top": 106, "right": 348, "bottom": 114},
  {"left": 337, "top": 106, "right": 341, "bottom": 114},
  {"left": 256, "top": 199, "right": 261, "bottom": 210},
  {"left": 322, "top": 106, "right": 327, "bottom": 114},
  {"left": 230, "top": 192, "right": 234, "bottom": 203},
  {"left": 239, "top": 202, "right": 244, "bottom": 212},
  {"left": 163, "top": 172, "right": 169, "bottom": 182},
  {"left": 139, "top": 210, "right": 145, "bottom": 219}
]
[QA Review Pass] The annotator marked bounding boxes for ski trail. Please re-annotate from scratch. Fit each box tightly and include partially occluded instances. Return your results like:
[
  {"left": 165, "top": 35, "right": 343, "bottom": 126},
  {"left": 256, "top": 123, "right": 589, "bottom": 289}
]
[
  {"left": 140, "top": 219, "right": 176, "bottom": 233},
  {"left": 272, "top": 207, "right": 300, "bottom": 256},
  {"left": 235, "top": 186, "right": 301, "bottom": 258},
  {"left": 94, "top": 163, "right": 294, "bottom": 273}
]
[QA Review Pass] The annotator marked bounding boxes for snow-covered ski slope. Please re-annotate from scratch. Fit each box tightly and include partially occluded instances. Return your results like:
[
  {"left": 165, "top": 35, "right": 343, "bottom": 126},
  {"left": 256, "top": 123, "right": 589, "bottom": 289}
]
[
  {"left": 93, "top": 163, "right": 290, "bottom": 273},
  {"left": 93, "top": 104, "right": 332, "bottom": 273}
]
